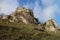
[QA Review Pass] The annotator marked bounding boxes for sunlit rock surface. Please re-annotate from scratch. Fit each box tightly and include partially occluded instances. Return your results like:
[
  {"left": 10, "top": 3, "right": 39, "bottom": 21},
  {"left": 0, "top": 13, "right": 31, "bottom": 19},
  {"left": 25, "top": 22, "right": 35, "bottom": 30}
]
[
  {"left": 2, "top": 7, "right": 39, "bottom": 24},
  {"left": 43, "top": 19, "right": 58, "bottom": 32}
]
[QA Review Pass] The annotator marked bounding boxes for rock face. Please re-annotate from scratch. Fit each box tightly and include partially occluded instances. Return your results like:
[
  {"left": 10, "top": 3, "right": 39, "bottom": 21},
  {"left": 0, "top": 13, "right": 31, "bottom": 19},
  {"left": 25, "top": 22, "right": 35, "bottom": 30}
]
[
  {"left": 2, "top": 15, "right": 8, "bottom": 20},
  {"left": 43, "top": 19, "right": 58, "bottom": 32},
  {"left": 2, "top": 7, "right": 39, "bottom": 24},
  {"left": 11, "top": 7, "right": 39, "bottom": 24},
  {"left": 1, "top": 7, "right": 59, "bottom": 33}
]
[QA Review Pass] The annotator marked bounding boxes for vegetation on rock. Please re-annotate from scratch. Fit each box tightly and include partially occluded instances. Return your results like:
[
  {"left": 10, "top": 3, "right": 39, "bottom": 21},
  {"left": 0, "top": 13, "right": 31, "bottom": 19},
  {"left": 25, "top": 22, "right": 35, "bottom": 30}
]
[{"left": 0, "top": 7, "right": 60, "bottom": 40}]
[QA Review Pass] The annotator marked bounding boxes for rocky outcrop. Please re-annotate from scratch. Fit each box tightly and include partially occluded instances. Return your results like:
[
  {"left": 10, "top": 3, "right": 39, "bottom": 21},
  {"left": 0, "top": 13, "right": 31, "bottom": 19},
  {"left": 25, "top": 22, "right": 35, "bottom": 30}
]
[
  {"left": 11, "top": 7, "right": 39, "bottom": 24},
  {"left": 1, "top": 7, "right": 59, "bottom": 33},
  {"left": 2, "top": 15, "right": 8, "bottom": 20},
  {"left": 43, "top": 19, "right": 58, "bottom": 32},
  {"left": 2, "top": 7, "right": 39, "bottom": 24}
]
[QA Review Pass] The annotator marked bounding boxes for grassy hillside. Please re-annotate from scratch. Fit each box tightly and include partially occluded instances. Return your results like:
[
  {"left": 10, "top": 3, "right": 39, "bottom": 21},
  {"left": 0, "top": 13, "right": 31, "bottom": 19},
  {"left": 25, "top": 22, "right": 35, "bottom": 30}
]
[{"left": 0, "top": 20, "right": 60, "bottom": 40}]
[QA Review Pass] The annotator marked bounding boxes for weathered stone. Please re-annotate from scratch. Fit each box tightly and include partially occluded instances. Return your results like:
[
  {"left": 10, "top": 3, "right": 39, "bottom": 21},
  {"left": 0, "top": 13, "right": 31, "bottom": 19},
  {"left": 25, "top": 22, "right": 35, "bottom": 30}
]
[
  {"left": 11, "top": 7, "right": 39, "bottom": 24},
  {"left": 2, "top": 15, "right": 8, "bottom": 20},
  {"left": 43, "top": 19, "right": 58, "bottom": 32}
]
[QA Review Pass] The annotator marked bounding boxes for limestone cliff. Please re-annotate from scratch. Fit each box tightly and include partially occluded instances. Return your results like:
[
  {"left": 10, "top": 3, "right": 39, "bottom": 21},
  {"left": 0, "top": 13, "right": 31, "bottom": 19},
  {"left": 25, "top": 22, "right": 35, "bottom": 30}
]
[
  {"left": 2, "top": 7, "right": 39, "bottom": 24},
  {"left": 43, "top": 19, "right": 58, "bottom": 32},
  {"left": 1, "top": 7, "right": 59, "bottom": 32}
]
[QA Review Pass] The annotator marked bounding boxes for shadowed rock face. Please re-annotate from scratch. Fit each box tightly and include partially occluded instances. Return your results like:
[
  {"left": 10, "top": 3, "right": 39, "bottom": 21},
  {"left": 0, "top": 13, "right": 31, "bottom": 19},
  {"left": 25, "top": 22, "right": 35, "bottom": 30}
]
[
  {"left": 11, "top": 7, "right": 39, "bottom": 24},
  {"left": 2, "top": 7, "right": 39, "bottom": 24},
  {"left": 2, "top": 15, "right": 8, "bottom": 20},
  {"left": 43, "top": 19, "right": 58, "bottom": 32},
  {"left": 2, "top": 15, "right": 12, "bottom": 21}
]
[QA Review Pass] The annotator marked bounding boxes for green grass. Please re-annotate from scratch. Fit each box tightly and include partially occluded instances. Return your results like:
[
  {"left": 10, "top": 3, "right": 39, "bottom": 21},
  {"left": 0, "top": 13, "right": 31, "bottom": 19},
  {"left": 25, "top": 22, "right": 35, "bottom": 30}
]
[{"left": 0, "top": 19, "right": 60, "bottom": 40}]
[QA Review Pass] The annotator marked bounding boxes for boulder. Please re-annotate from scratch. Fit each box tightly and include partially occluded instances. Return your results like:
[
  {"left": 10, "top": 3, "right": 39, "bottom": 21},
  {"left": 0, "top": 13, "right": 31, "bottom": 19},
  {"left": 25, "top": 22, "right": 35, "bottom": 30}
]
[
  {"left": 43, "top": 19, "right": 58, "bottom": 32},
  {"left": 2, "top": 15, "right": 8, "bottom": 20}
]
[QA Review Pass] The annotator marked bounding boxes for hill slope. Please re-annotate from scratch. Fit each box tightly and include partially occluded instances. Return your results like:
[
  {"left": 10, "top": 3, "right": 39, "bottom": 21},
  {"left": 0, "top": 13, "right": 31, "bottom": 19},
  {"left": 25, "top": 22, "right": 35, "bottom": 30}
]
[
  {"left": 0, "top": 7, "right": 60, "bottom": 40},
  {"left": 0, "top": 21, "right": 60, "bottom": 40}
]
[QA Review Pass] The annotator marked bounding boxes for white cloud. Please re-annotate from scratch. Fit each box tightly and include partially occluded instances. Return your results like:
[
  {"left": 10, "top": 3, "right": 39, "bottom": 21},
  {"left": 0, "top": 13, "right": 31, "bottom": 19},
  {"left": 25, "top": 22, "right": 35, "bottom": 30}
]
[
  {"left": 42, "top": 0, "right": 56, "bottom": 6},
  {"left": 0, "top": 0, "right": 19, "bottom": 15},
  {"left": 23, "top": 3, "right": 34, "bottom": 9},
  {"left": 33, "top": 0, "right": 59, "bottom": 23},
  {"left": 33, "top": 1, "right": 42, "bottom": 21},
  {"left": 42, "top": 5, "right": 58, "bottom": 22}
]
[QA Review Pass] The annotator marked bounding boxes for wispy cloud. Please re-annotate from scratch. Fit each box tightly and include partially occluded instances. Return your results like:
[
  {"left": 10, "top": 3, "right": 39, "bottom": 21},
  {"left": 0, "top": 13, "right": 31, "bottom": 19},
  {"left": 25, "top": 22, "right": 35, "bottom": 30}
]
[
  {"left": 23, "top": 2, "right": 34, "bottom": 9},
  {"left": 42, "top": 5, "right": 58, "bottom": 21},
  {"left": 0, "top": 0, "right": 19, "bottom": 15},
  {"left": 33, "top": 0, "right": 59, "bottom": 23},
  {"left": 41, "top": 0, "right": 56, "bottom": 6},
  {"left": 33, "top": 1, "right": 42, "bottom": 22}
]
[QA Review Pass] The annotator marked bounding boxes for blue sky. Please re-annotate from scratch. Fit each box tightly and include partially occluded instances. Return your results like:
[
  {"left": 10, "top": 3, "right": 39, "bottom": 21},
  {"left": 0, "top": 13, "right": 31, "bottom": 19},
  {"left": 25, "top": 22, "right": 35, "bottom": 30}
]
[{"left": 0, "top": 0, "right": 60, "bottom": 27}]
